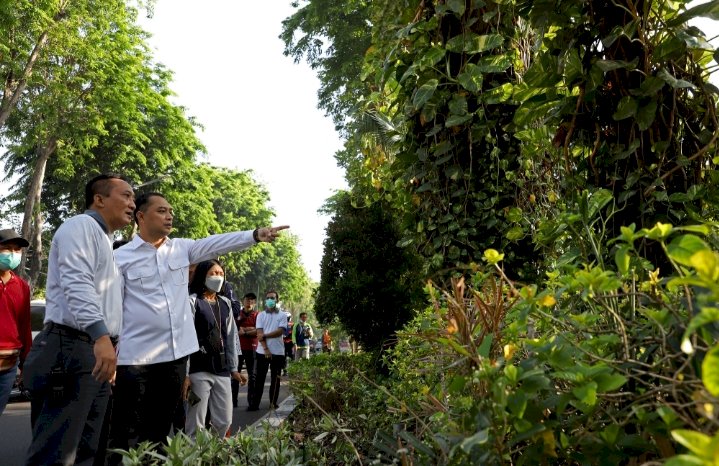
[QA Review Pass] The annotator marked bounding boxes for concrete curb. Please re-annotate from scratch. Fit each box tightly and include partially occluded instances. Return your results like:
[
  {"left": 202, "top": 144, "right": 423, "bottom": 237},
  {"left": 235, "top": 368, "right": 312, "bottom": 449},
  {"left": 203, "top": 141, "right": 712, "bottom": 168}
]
[{"left": 250, "top": 395, "right": 296, "bottom": 432}]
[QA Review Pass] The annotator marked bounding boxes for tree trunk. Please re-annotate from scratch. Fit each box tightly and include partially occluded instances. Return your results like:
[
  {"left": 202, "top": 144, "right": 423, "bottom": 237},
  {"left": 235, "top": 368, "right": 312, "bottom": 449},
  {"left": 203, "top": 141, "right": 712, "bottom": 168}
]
[
  {"left": 19, "top": 137, "right": 57, "bottom": 281},
  {"left": 0, "top": 1, "right": 70, "bottom": 129},
  {"left": 0, "top": 30, "right": 50, "bottom": 129},
  {"left": 28, "top": 208, "right": 43, "bottom": 290}
]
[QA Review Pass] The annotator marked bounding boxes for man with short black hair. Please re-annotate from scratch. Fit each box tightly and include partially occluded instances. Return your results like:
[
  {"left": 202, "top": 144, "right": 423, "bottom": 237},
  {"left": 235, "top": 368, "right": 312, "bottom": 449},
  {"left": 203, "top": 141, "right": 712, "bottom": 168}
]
[
  {"left": 23, "top": 174, "right": 135, "bottom": 466},
  {"left": 293, "top": 312, "right": 314, "bottom": 360},
  {"left": 0, "top": 228, "right": 31, "bottom": 417},
  {"left": 250, "top": 290, "right": 286, "bottom": 411},
  {"left": 232, "top": 292, "right": 258, "bottom": 408},
  {"left": 109, "top": 192, "right": 287, "bottom": 461}
]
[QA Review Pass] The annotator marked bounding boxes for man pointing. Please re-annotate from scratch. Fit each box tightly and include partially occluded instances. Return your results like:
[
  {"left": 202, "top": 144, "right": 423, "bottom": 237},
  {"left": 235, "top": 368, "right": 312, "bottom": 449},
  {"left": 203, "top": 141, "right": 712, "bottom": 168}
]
[{"left": 109, "top": 191, "right": 287, "bottom": 462}]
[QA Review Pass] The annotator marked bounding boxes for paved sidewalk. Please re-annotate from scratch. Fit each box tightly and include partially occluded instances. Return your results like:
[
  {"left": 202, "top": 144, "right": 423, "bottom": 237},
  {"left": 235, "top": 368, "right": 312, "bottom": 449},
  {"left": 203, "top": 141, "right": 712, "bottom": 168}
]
[{"left": 250, "top": 394, "right": 296, "bottom": 432}]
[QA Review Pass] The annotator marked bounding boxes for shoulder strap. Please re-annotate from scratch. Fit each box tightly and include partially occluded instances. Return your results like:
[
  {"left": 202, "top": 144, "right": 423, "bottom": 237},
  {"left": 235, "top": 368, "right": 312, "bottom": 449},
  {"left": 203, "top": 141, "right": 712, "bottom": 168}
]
[{"left": 189, "top": 294, "right": 198, "bottom": 317}]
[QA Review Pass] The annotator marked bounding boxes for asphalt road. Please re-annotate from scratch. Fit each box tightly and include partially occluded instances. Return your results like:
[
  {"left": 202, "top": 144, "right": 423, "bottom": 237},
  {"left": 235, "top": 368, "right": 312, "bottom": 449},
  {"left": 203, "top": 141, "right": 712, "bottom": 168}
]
[{"left": 0, "top": 376, "right": 290, "bottom": 466}]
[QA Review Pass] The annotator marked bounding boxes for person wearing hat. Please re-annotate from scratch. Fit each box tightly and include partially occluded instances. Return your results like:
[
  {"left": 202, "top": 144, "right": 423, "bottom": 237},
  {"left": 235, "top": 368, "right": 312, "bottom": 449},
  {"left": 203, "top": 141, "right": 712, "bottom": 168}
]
[{"left": 0, "top": 228, "right": 31, "bottom": 417}]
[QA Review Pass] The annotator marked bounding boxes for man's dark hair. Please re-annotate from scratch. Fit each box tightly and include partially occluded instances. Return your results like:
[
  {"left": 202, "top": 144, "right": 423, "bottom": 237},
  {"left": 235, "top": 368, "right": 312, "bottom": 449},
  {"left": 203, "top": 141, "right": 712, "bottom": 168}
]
[
  {"left": 189, "top": 259, "right": 223, "bottom": 296},
  {"left": 243, "top": 292, "right": 257, "bottom": 300},
  {"left": 133, "top": 192, "right": 166, "bottom": 223},
  {"left": 299, "top": 312, "right": 307, "bottom": 318},
  {"left": 265, "top": 290, "right": 279, "bottom": 301},
  {"left": 85, "top": 174, "right": 125, "bottom": 209}
]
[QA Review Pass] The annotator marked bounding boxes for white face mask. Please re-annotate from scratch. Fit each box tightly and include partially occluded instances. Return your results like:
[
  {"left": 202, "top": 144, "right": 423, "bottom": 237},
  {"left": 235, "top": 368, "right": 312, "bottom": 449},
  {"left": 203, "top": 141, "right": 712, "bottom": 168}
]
[{"left": 205, "top": 275, "right": 224, "bottom": 293}]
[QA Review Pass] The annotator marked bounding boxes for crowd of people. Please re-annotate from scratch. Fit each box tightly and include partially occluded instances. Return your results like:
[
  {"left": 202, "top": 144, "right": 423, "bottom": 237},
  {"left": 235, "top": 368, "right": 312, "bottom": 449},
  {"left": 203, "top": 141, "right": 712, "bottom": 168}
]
[{"left": 0, "top": 173, "right": 329, "bottom": 465}]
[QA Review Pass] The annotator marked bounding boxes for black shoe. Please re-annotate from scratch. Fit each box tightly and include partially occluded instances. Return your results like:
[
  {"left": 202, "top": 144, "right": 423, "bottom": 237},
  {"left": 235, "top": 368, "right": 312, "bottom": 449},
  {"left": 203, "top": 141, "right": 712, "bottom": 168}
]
[
  {"left": 270, "top": 403, "right": 279, "bottom": 410},
  {"left": 246, "top": 406, "right": 259, "bottom": 412}
]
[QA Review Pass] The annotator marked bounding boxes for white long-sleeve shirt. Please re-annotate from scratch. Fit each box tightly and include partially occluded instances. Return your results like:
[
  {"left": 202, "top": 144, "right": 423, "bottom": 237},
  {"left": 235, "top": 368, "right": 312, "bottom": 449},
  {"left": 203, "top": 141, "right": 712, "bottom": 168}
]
[
  {"left": 114, "top": 230, "right": 256, "bottom": 365},
  {"left": 44, "top": 213, "right": 123, "bottom": 339}
]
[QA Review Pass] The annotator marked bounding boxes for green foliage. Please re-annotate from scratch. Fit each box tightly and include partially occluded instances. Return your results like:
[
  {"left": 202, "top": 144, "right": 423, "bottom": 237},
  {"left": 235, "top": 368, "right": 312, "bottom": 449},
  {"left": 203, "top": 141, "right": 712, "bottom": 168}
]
[
  {"left": 315, "top": 191, "right": 423, "bottom": 351},
  {"left": 116, "top": 425, "right": 305, "bottom": 465},
  {"left": 288, "top": 351, "right": 393, "bottom": 465}
]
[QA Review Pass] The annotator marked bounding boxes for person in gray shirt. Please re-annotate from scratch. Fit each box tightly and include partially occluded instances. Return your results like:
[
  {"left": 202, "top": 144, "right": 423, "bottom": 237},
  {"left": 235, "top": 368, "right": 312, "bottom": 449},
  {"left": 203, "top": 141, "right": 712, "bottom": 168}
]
[{"left": 23, "top": 174, "right": 135, "bottom": 466}]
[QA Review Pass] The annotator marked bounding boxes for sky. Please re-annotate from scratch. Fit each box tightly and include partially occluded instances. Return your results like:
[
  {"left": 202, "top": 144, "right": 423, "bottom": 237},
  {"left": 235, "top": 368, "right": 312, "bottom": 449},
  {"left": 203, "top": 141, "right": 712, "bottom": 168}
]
[{"left": 137, "top": 1, "right": 348, "bottom": 282}]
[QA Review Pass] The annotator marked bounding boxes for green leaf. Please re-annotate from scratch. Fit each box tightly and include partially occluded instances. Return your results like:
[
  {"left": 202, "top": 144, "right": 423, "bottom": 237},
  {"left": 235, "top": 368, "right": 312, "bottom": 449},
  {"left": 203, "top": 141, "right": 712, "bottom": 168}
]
[
  {"left": 507, "top": 207, "right": 523, "bottom": 223},
  {"left": 459, "top": 429, "right": 489, "bottom": 452},
  {"left": 465, "top": 34, "right": 504, "bottom": 54},
  {"left": 476, "top": 54, "right": 512, "bottom": 73},
  {"left": 658, "top": 68, "right": 696, "bottom": 89},
  {"left": 636, "top": 99, "right": 657, "bottom": 130},
  {"left": 458, "top": 63, "right": 484, "bottom": 93},
  {"left": 413, "top": 79, "right": 439, "bottom": 109},
  {"left": 615, "top": 245, "right": 631, "bottom": 275},
  {"left": 595, "top": 58, "right": 638, "bottom": 72},
  {"left": 632, "top": 76, "right": 665, "bottom": 97},
  {"left": 664, "top": 455, "right": 709, "bottom": 466},
  {"left": 572, "top": 382, "right": 598, "bottom": 406},
  {"left": 478, "top": 334, "right": 493, "bottom": 358},
  {"left": 646, "top": 222, "right": 673, "bottom": 240},
  {"left": 702, "top": 345, "right": 719, "bottom": 396},
  {"left": 594, "top": 373, "right": 628, "bottom": 392},
  {"left": 417, "top": 46, "right": 446, "bottom": 70},
  {"left": 670, "top": 429, "right": 712, "bottom": 458},
  {"left": 506, "top": 226, "right": 524, "bottom": 241},
  {"left": 482, "top": 82, "right": 513, "bottom": 104},
  {"left": 674, "top": 224, "right": 712, "bottom": 235},
  {"left": 445, "top": 114, "right": 473, "bottom": 127},
  {"left": 668, "top": 1, "right": 719, "bottom": 26},
  {"left": 667, "top": 234, "right": 710, "bottom": 267},
  {"left": 613, "top": 96, "right": 638, "bottom": 120},
  {"left": 447, "top": 0, "right": 466, "bottom": 16},
  {"left": 682, "top": 307, "right": 719, "bottom": 347},
  {"left": 690, "top": 250, "right": 719, "bottom": 281}
]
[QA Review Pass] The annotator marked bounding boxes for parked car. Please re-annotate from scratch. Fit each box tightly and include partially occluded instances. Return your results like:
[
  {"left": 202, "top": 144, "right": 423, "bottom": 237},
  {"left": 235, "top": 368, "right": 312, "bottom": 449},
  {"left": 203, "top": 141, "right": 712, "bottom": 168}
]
[{"left": 10, "top": 299, "right": 45, "bottom": 401}]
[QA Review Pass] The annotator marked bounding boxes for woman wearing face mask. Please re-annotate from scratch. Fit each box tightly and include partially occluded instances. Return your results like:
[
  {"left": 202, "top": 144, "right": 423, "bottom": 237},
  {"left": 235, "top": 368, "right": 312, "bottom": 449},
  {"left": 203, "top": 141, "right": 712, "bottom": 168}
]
[
  {"left": 0, "top": 229, "right": 31, "bottom": 417},
  {"left": 183, "top": 259, "right": 246, "bottom": 437}
]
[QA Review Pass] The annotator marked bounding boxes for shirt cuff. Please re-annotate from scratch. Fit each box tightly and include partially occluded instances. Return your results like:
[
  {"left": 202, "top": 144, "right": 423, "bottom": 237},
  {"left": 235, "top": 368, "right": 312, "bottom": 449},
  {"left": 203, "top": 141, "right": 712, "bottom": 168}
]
[{"left": 85, "top": 321, "right": 110, "bottom": 341}]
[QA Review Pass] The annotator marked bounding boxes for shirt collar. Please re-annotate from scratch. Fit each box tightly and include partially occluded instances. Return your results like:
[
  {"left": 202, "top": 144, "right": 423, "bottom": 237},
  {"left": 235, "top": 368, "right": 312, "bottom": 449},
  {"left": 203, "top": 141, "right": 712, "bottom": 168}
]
[
  {"left": 83, "top": 209, "right": 109, "bottom": 234},
  {"left": 127, "top": 233, "right": 172, "bottom": 250}
]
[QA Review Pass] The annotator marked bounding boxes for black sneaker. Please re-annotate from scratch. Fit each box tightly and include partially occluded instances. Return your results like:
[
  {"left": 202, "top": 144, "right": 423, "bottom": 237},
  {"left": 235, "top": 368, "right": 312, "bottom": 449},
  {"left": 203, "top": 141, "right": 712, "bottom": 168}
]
[{"left": 246, "top": 406, "right": 259, "bottom": 412}]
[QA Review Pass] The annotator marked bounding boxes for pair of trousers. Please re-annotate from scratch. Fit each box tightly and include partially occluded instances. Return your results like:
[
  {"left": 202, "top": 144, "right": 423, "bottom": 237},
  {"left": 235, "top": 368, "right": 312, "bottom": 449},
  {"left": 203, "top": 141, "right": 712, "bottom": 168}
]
[
  {"left": 23, "top": 328, "right": 110, "bottom": 466},
  {"left": 252, "top": 353, "right": 284, "bottom": 408},
  {"left": 108, "top": 357, "right": 187, "bottom": 465},
  {"left": 0, "top": 361, "right": 18, "bottom": 416},
  {"left": 185, "top": 371, "right": 232, "bottom": 437},
  {"left": 295, "top": 346, "right": 310, "bottom": 360},
  {"left": 231, "top": 350, "right": 256, "bottom": 407}
]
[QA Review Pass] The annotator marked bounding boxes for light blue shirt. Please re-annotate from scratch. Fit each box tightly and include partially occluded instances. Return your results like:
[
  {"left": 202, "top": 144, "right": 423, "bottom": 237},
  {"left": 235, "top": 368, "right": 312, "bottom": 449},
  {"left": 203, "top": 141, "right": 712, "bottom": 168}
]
[
  {"left": 114, "top": 230, "right": 256, "bottom": 365},
  {"left": 45, "top": 213, "right": 122, "bottom": 339}
]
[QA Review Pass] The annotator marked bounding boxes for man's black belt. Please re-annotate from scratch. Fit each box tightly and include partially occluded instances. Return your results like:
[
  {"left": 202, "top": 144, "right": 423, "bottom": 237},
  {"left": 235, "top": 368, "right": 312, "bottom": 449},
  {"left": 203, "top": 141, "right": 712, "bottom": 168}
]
[{"left": 44, "top": 322, "right": 119, "bottom": 346}]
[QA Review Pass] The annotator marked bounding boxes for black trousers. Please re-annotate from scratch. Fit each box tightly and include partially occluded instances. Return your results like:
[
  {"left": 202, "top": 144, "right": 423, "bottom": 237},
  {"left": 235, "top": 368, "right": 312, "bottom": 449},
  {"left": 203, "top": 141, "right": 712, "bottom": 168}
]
[
  {"left": 252, "top": 354, "right": 284, "bottom": 408},
  {"left": 108, "top": 357, "right": 188, "bottom": 465},
  {"left": 24, "top": 328, "right": 110, "bottom": 466},
  {"left": 231, "top": 349, "right": 256, "bottom": 407}
]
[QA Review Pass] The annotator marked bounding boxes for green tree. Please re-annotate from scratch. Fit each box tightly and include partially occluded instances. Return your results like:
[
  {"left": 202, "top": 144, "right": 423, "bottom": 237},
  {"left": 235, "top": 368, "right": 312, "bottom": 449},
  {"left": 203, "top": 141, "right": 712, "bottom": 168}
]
[{"left": 315, "top": 192, "right": 423, "bottom": 351}]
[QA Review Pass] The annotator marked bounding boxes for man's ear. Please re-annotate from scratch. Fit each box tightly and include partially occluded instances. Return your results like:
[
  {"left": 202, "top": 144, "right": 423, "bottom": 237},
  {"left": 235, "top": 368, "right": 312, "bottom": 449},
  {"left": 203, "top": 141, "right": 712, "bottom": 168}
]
[{"left": 93, "top": 193, "right": 105, "bottom": 208}]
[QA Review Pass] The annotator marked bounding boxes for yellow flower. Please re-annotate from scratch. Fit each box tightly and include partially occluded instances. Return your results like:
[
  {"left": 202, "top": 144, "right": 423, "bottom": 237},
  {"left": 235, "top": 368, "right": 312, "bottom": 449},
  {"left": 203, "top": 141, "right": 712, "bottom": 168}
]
[
  {"left": 649, "top": 268, "right": 660, "bottom": 286},
  {"left": 504, "top": 344, "right": 518, "bottom": 360},
  {"left": 539, "top": 295, "right": 557, "bottom": 307}
]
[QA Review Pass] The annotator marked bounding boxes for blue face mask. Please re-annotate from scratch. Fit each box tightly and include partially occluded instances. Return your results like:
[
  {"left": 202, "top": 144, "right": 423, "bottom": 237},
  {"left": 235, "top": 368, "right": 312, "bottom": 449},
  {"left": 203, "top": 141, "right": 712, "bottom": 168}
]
[
  {"left": 265, "top": 298, "right": 276, "bottom": 309},
  {"left": 0, "top": 251, "right": 21, "bottom": 271}
]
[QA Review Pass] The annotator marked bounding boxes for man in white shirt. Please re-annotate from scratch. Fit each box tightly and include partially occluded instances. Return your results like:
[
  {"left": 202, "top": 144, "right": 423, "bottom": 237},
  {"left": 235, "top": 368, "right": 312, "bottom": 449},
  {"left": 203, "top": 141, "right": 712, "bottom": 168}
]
[
  {"left": 109, "top": 192, "right": 287, "bottom": 460},
  {"left": 249, "top": 290, "right": 287, "bottom": 411},
  {"left": 23, "top": 174, "right": 135, "bottom": 466}
]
